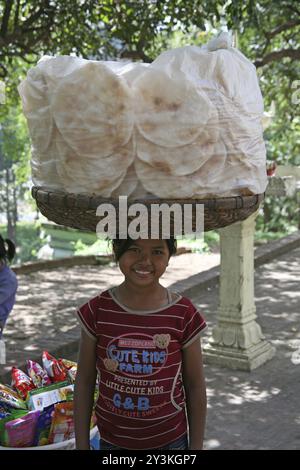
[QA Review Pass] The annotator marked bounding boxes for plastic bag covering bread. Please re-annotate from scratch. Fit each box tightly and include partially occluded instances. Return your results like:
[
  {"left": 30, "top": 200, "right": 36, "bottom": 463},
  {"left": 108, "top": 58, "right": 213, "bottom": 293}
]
[{"left": 18, "top": 33, "right": 267, "bottom": 198}]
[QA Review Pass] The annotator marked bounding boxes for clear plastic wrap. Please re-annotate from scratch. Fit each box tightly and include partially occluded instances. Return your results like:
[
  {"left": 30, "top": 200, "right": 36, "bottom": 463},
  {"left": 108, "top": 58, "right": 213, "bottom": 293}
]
[{"left": 18, "top": 33, "right": 267, "bottom": 198}]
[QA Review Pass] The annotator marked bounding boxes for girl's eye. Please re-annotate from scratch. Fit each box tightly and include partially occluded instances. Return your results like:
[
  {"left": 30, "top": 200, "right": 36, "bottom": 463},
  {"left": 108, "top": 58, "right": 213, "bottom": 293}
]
[
  {"left": 153, "top": 250, "right": 163, "bottom": 255},
  {"left": 128, "top": 247, "right": 139, "bottom": 252}
]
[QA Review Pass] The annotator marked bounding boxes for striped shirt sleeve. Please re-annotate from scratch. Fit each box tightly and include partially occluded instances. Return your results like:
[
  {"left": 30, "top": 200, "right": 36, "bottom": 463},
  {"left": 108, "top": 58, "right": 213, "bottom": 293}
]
[
  {"left": 76, "top": 299, "right": 97, "bottom": 340},
  {"left": 182, "top": 301, "right": 207, "bottom": 349}
]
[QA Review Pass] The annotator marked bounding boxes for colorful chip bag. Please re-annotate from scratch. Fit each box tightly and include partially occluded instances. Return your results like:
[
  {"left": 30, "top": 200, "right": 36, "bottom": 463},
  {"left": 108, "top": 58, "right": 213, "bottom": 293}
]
[
  {"left": 48, "top": 402, "right": 74, "bottom": 444},
  {"left": 42, "top": 351, "right": 68, "bottom": 383},
  {"left": 60, "top": 358, "right": 77, "bottom": 383},
  {"left": 11, "top": 367, "right": 36, "bottom": 400},
  {"left": 0, "top": 409, "right": 29, "bottom": 446},
  {"left": 0, "top": 383, "right": 27, "bottom": 410},
  {"left": 34, "top": 404, "right": 55, "bottom": 446},
  {"left": 26, "top": 360, "right": 51, "bottom": 388}
]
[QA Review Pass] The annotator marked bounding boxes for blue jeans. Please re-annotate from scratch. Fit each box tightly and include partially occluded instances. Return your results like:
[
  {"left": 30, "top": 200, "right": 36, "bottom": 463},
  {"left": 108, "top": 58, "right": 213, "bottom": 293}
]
[{"left": 100, "top": 434, "right": 188, "bottom": 450}]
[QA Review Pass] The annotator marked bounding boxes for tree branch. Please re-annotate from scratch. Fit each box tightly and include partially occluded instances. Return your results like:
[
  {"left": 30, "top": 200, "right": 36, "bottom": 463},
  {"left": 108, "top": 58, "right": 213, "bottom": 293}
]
[
  {"left": 14, "top": 0, "right": 20, "bottom": 30},
  {"left": 265, "top": 20, "right": 300, "bottom": 39},
  {"left": 120, "top": 49, "right": 152, "bottom": 63},
  {"left": 286, "top": 5, "right": 300, "bottom": 17},
  {"left": 21, "top": 4, "right": 48, "bottom": 30},
  {"left": 254, "top": 48, "right": 300, "bottom": 67},
  {"left": 0, "top": 0, "right": 13, "bottom": 37}
]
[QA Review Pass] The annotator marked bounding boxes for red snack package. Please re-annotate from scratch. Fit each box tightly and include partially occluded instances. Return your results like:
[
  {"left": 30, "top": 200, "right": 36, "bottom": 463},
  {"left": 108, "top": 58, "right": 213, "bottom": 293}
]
[
  {"left": 11, "top": 367, "right": 36, "bottom": 400},
  {"left": 26, "top": 360, "right": 52, "bottom": 388},
  {"left": 60, "top": 358, "right": 77, "bottom": 383},
  {"left": 42, "top": 351, "right": 67, "bottom": 383}
]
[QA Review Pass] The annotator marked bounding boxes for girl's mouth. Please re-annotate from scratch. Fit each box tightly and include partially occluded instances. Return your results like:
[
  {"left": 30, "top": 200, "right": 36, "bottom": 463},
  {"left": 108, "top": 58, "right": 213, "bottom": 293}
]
[{"left": 133, "top": 269, "right": 153, "bottom": 277}]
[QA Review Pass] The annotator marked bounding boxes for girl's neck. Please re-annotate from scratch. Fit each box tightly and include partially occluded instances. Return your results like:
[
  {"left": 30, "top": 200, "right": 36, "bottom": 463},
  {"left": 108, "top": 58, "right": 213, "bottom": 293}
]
[{"left": 115, "top": 282, "right": 168, "bottom": 310}]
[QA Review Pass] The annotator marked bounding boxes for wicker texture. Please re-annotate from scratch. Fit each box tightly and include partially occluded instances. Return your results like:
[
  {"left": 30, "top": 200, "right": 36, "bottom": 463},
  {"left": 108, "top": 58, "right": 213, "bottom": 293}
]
[{"left": 32, "top": 186, "right": 264, "bottom": 234}]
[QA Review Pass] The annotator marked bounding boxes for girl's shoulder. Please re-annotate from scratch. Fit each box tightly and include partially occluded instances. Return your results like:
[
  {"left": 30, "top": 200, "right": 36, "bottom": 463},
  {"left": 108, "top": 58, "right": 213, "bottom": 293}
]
[
  {"left": 78, "top": 289, "right": 113, "bottom": 312},
  {"left": 169, "top": 291, "right": 194, "bottom": 308}
]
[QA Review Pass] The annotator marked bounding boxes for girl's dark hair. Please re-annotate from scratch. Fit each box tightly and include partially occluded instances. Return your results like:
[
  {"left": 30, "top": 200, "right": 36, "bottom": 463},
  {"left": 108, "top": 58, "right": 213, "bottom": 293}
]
[
  {"left": 112, "top": 238, "right": 177, "bottom": 262},
  {"left": 0, "top": 235, "right": 16, "bottom": 263}
]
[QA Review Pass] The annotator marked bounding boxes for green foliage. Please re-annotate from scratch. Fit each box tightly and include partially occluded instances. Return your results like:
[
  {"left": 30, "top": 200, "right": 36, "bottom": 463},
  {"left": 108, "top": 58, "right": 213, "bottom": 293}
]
[
  {"left": 234, "top": 1, "right": 300, "bottom": 168},
  {"left": 0, "top": 104, "right": 30, "bottom": 174},
  {"left": 74, "top": 238, "right": 112, "bottom": 257},
  {"left": 0, "top": 0, "right": 299, "bottom": 240},
  {"left": 0, "top": 221, "right": 43, "bottom": 264},
  {"left": 256, "top": 196, "right": 299, "bottom": 233},
  {"left": 177, "top": 231, "right": 220, "bottom": 253}
]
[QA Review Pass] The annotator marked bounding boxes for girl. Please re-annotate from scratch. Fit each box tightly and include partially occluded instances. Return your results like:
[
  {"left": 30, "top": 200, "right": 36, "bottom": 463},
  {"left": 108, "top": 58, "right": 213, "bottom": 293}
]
[
  {"left": 0, "top": 235, "right": 18, "bottom": 340},
  {"left": 74, "top": 237, "right": 207, "bottom": 450}
]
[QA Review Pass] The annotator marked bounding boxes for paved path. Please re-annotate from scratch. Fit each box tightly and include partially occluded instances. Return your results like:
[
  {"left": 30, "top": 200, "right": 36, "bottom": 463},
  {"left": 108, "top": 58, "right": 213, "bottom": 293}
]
[
  {"left": 1, "top": 248, "right": 299, "bottom": 450},
  {"left": 194, "top": 247, "right": 300, "bottom": 450}
]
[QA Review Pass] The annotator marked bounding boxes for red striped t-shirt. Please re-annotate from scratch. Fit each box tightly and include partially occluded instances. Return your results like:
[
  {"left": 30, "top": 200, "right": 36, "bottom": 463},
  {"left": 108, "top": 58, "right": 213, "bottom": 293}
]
[{"left": 76, "top": 288, "right": 206, "bottom": 450}]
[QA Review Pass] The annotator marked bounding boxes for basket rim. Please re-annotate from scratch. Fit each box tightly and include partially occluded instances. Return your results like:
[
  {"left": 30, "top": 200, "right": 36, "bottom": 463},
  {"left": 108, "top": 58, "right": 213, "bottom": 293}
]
[{"left": 31, "top": 186, "right": 265, "bottom": 211}]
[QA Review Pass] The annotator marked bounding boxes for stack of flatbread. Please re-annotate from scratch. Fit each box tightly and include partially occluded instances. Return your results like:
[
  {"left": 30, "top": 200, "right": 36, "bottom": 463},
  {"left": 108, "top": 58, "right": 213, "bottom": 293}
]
[{"left": 18, "top": 33, "right": 267, "bottom": 199}]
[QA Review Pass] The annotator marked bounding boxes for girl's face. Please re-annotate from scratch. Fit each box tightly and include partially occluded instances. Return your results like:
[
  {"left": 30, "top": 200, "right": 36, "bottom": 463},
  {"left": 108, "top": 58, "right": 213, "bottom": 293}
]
[{"left": 118, "top": 239, "right": 170, "bottom": 288}]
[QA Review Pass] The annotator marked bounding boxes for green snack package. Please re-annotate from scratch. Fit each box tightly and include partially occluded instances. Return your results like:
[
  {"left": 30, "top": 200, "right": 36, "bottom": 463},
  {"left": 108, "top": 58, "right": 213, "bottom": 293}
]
[
  {"left": 0, "top": 409, "right": 28, "bottom": 446},
  {"left": 26, "top": 381, "right": 73, "bottom": 411}
]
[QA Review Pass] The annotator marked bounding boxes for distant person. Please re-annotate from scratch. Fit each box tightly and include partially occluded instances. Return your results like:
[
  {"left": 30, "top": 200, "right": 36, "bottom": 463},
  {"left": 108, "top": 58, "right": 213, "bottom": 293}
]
[
  {"left": 0, "top": 235, "right": 18, "bottom": 339},
  {"left": 74, "top": 237, "right": 207, "bottom": 450}
]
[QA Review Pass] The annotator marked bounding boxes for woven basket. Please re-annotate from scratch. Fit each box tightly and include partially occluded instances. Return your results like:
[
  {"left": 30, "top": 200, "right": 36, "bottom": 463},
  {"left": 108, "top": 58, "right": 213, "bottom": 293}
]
[{"left": 32, "top": 186, "right": 264, "bottom": 235}]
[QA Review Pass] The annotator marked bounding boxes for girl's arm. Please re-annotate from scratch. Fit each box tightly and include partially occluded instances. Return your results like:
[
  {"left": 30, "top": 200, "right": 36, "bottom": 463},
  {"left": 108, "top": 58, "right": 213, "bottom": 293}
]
[
  {"left": 74, "top": 329, "right": 97, "bottom": 450},
  {"left": 182, "top": 338, "right": 207, "bottom": 450}
]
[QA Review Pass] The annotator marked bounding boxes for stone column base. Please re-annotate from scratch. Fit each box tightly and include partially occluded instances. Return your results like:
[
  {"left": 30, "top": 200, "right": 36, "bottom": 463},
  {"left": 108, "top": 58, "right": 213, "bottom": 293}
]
[{"left": 203, "top": 340, "right": 275, "bottom": 371}]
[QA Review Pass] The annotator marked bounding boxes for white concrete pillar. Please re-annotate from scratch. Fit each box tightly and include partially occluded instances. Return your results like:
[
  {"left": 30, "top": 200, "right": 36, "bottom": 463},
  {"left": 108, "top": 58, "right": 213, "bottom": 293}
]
[{"left": 204, "top": 211, "right": 275, "bottom": 370}]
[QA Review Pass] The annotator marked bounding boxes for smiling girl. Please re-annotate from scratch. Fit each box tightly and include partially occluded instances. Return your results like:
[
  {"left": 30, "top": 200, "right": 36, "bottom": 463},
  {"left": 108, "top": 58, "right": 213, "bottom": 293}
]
[{"left": 74, "top": 237, "right": 207, "bottom": 450}]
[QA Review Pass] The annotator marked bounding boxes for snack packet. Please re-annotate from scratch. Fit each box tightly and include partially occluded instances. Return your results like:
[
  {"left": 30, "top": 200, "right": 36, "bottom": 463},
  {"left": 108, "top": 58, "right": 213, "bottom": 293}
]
[
  {"left": 60, "top": 358, "right": 77, "bottom": 383},
  {"left": 48, "top": 402, "right": 74, "bottom": 444},
  {"left": 11, "top": 367, "right": 36, "bottom": 400},
  {"left": 34, "top": 404, "right": 55, "bottom": 446},
  {"left": 26, "top": 360, "right": 52, "bottom": 388},
  {"left": 0, "top": 409, "right": 28, "bottom": 446},
  {"left": 26, "top": 380, "right": 74, "bottom": 411},
  {"left": 42, "top": 351, "right": 68, "bottom": 383},
  {"left": 5, "top": 410, "right": 40, "bottom": 447},
  {"left": 0, "top": 384, "right": 27, "bottom": 410}
]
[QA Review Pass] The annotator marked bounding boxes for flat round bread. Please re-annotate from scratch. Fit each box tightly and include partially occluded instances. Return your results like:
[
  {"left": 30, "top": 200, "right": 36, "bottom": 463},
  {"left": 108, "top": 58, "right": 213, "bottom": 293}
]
[
  {"left": 193, "top": 141, "right": 227, "bottom": 185},
  {"left": 133, "top": 68, "right": 213, "bottom": 147},
  {"left": 220, "top": 154, "right": 267, "bottom": 195},
  {"left": 56, "top": 136, "right": 134, "bottom": 196},
  {"left": 129, "top": 181, "right": 154, "bottom": 199},
  {"left": 111, "top": 162, "right": 157, "bottom": 199},
  {"left": 152, "top": 45, "right": 263, "bottom": 116},
  {"left": 37, "top": 55, "right": 87, "bottom": 93},
  {"left": 206, "top": 89, "right": 265, "bottom": 167},
  {"left": 105, "top": 61, "right": 150, "bottom": 86},
  {"left": 134, "top": 140, "right": 226, "bottom": 198},
  {"left": 110, "top": 163, "right": 138, "bottom": 198},
  {"left": 51, "top": 61, "right": 134, "bottom": 158},
  {"left": 136, "top": 106, "right": 219, "bottom": 176},
  {"left": 18, "top": 67, "right": 53, "bottom": 154},
  {"left": 30, "top": 126, "right": 63, "bottom": 189},
  {"left": 31, "top": 155, "right": 63, "bottom": 190}
]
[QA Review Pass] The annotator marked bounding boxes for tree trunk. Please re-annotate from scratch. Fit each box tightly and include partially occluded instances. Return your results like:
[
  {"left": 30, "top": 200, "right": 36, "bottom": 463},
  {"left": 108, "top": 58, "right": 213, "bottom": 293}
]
[{"left": 5, "top": 167, "right": 16, "bottom": 242}]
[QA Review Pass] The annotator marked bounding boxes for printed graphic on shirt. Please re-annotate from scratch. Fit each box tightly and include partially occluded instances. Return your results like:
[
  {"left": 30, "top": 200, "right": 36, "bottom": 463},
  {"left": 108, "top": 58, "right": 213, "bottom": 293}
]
[{"left": 102, "top": 332, "right": 176, "bottom": 417}]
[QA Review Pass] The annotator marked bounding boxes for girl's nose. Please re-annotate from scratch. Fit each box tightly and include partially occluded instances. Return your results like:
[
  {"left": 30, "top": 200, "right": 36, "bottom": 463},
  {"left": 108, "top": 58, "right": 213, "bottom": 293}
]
[{"left": 139, "top": 250, "right": 151, "bottom": 263}]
